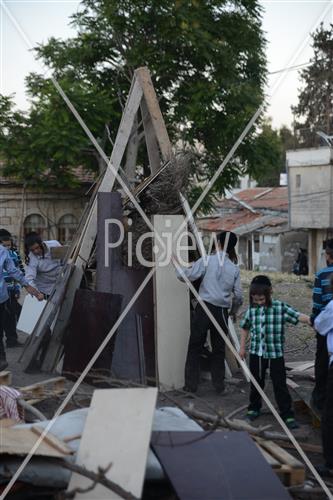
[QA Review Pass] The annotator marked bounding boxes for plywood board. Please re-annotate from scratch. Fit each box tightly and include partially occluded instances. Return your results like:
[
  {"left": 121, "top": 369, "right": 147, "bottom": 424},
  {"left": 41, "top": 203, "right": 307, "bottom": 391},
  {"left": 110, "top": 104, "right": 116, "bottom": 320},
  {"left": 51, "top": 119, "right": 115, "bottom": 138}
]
[
  {"left": 153, "top": 215, "right": 190, "bottom": 390},
  {"left": 68, "top": 388, "right": 157, "bottom": 499},
  {"left": 17, "top": 296, "right": 47, "bottom": 335},
  {"left": 0, "top": 427, "right": 72, "bottom": 457}
]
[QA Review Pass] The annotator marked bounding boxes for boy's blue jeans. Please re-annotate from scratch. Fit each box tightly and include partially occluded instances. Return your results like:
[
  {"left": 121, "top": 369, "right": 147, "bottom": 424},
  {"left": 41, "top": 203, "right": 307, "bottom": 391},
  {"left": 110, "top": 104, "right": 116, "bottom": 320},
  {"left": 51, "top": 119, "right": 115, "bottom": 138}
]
[{"left": 248, "top": 354, "right": 294, "bottom": 420}]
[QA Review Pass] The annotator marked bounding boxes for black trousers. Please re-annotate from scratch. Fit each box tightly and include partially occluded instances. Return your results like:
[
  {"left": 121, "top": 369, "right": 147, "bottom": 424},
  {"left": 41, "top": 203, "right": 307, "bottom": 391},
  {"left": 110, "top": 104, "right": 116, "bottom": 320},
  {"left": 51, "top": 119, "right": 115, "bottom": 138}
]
[
  {"left": 312, "top": 333, "right": 328, "bottom": 410},
  {"left": 3, "top": 292, "right": 21, "bottom": 345},
  {"left": 0, "top": 302, "right": 6, "bottom": 359},
  {"left": 248, "top": 354, "right": 294, "bottom": 420},
  {"left": 185, "top": 302, "right": 228, "bottom": 391},
  {"left": 322, "top": 364, "right": 333, "bottom": 467}
]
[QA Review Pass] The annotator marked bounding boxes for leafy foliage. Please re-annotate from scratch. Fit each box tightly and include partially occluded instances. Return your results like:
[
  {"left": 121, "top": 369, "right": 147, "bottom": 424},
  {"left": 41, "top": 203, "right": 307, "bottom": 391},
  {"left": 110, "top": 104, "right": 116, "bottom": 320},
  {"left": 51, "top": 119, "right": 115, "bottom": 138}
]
[
  {"left": 293, "top": 23, "right": 333, "bottom": 143},
  {"left": 0, "top": 0, "right": 272, "bottom": 198},
  {"left": 250, "top": 121, "right": 297, "bottom": 187}
]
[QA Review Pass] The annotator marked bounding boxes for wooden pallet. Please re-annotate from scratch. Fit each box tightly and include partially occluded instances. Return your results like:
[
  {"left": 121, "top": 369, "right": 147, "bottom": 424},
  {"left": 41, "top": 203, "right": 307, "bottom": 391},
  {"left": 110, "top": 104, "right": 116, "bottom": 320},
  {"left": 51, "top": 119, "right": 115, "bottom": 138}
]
[
  {"left": 0, "top": 370, "right": 12, "bottom": 386},
  {"left": 254, "top": 437, "right": 305, "bottom": 486},
  {"left": 19, "top": 377, "right": 66, "bottom": 405}
]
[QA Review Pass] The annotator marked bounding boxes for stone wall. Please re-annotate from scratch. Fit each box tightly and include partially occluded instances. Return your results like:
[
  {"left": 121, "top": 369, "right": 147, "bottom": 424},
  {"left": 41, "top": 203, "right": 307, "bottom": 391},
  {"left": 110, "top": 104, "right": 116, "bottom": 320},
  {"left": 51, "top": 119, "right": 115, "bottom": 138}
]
[{"left": 0, "top": 184, "right": 88, "bottom": 243}]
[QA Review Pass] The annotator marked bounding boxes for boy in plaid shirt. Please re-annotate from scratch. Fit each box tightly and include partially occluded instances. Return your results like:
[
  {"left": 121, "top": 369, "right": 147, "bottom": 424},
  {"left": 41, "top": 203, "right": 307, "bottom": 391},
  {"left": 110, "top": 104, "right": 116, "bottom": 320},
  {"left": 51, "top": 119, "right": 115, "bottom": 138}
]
[{"left": 239, "top": 275, "right": 310, "bottom": 429}]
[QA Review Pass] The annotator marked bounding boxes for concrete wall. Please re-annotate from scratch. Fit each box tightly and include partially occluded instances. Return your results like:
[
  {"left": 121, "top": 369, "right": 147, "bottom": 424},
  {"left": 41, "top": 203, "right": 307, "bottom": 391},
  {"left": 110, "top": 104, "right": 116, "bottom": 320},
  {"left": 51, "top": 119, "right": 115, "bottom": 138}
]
[
  {"left": 258, "top": 234, "right": 282, "bottom": 272},
  {"left": 258, "top": 231, "right": 308, "bottom": 274},
  {"left": 0, "top": 185, "right": 88, "bottom": 243},
  {"left": 287, "top": 147, "right": 332, "bottom": 167},
  {"left": 308, "top": 228, "right": 329, "bottom": 274},
  {"left": 289, "top": 164, "right": 332, "bottom": 228},
  {"left": 279, "top": 231, "right": 308, "bottom": 273}
]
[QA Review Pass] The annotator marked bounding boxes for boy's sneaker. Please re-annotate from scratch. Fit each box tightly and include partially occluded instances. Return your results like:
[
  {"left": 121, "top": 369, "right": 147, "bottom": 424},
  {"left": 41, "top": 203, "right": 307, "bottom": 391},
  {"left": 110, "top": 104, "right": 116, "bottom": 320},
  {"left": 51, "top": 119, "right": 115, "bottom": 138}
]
[
  {"left": 284, "top": 417, "right": 299, "bottom": 429},
  {"left": 182, "top": 385, "right": 197, "bottom": 394},
  {"left": 245, "top": 410, "right": 261, "bottom": 422}
]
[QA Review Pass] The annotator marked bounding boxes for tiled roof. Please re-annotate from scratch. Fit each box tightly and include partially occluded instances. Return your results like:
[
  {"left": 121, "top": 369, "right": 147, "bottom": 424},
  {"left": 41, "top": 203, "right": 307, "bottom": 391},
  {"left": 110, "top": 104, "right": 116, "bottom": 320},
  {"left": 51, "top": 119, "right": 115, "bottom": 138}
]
[
  {"left": 197, "top": 210, "right": 288, "bottom": 235},
  {"left": 197, "top": 210, "right": 261, "bottom": 232},
  {"left": 217, "top": 187, "right": 289, "bottom": 212},
  {"left": 0, "top": 163, "right": 97, "bottom": 186}
]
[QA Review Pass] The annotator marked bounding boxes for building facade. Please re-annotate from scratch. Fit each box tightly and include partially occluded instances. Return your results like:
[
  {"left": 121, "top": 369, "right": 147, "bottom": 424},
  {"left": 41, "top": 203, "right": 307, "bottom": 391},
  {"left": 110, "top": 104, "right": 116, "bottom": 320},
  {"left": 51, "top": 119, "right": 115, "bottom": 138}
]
[
  {"left": 287, "top": 146, "right": 333, "bottom": 273},
  {"left": 0, "top": 167, "right": 95, "bottom": 247}
]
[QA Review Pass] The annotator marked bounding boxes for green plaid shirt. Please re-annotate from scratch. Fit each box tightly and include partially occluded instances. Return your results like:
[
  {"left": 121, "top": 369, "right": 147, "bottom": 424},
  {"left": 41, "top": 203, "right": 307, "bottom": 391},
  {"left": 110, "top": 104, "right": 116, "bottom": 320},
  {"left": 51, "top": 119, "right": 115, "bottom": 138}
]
[{"left": 240, "top": 300, "right": 300, "bottom": 358}]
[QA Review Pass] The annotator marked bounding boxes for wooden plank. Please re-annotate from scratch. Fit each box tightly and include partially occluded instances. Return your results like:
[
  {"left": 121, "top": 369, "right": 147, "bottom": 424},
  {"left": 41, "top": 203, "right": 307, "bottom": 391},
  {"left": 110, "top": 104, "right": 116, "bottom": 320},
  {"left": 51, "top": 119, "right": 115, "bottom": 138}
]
[
  {"left": 153, "top": 215, "right": 190, "bottom": 390},
  {"left": 41, "top": 265, "right": 83, "bottom": 372},
  {"left": 135, "top": 67, "right": 172, "bottom": 162},
  {"left": 255, "top": 438, "right": 304, "bottom": 470},
  {"left": 0, "top": 371, "right": 11, "bottom": 386},
  {"left": 31, "top": 426, "right": 72, "bottom": 455},
  {"left": 286, "top": 378, "right": 300, "bottom": 389},
  {"left": 0, "top": 418, "right": 16, "bottom": 428},
  {"left": 152, "top": 431, "right": 291, "bottom": 500},
  {"left": 19, "top": 377, "right": 66, "bottom": 397},
  {"left": 140, "top": 96, "right": 161, "bottom": 174},
  {"left": 285, "top": 361, "right": 314, "bottom": 372},
  {"left": 0, "top": 427, "right": 71, "bottom": 457},
  {"left": 20, "top": 264, "right": 74, "bottom": 372},
  {"left": 68, "top": 388, "right": 157, "bottom": 499},
  {"left": 255, "top": 443, "right": 280, "bottom": 468}
]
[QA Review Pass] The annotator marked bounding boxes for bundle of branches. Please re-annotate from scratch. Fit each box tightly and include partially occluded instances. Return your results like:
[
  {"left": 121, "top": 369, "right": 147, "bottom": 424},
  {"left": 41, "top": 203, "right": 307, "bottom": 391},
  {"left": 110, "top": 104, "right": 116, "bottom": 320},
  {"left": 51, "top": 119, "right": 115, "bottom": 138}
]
[{"left": 123, "top": 151, "right": 192, "bottom": 268}]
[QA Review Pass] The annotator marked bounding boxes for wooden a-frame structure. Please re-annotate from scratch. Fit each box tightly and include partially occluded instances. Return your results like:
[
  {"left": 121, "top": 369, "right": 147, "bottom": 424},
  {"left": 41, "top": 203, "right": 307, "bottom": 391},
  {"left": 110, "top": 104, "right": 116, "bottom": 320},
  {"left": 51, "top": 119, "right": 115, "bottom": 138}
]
[{"left": 20, "top": 66, "right": 174, "bottom": 372}]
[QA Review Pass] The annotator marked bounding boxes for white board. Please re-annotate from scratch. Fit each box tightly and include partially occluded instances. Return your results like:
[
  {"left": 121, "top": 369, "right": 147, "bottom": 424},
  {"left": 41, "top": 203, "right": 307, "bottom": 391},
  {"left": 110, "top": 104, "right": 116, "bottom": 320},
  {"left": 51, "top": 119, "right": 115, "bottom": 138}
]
[
  {"left": 17, "top": 295, "right": 47, "bottom": 335},
  {"left": 68, "top": 388, "right": 157, "bottom": 499},
  {"left": 153, "top": 215, "right": 191, "bottom": 390}
]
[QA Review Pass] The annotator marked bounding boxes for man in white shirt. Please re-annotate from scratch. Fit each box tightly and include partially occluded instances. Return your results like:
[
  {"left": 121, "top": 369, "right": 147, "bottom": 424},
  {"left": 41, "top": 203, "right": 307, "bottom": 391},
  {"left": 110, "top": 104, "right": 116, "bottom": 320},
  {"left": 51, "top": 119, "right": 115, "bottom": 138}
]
[
  {"left": 24, "top": 232, "right": 63, "bottom": 299},
  {"left": 176, "top": 231, "right": 243, "bottom": 394}
]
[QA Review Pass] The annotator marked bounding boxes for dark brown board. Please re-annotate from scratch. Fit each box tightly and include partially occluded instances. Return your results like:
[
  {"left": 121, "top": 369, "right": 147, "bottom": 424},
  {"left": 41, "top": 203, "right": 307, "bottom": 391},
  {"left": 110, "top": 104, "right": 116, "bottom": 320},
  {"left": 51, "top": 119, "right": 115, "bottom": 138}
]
[{"left": 151, "top": 431, "right": 291, "bottom": 500}]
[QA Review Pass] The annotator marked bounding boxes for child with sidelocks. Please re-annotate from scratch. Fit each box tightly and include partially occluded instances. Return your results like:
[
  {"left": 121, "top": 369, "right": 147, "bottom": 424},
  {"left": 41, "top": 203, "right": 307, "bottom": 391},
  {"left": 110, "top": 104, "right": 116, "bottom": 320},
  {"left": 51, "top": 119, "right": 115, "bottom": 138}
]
[{"left": 239, "top": 275, "right": 310, "bottom": 429}]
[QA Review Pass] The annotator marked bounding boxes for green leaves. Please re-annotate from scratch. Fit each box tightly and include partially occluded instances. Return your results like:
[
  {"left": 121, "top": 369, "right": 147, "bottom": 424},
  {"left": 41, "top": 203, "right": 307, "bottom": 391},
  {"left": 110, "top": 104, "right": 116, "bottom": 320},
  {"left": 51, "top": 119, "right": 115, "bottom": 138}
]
[
  {"left": 293, "top": 23, "right": 333, "bottom": 142},
  {"left": 0, "top": 0, "right": 269, "bottom": 200}
]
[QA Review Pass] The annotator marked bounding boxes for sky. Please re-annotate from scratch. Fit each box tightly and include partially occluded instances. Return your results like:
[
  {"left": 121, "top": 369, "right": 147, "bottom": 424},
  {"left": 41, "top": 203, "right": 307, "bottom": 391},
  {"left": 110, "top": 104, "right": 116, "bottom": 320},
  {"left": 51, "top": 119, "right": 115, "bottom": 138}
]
[{"left": 0, "top": 0, "right": 333, "bottom": 129}]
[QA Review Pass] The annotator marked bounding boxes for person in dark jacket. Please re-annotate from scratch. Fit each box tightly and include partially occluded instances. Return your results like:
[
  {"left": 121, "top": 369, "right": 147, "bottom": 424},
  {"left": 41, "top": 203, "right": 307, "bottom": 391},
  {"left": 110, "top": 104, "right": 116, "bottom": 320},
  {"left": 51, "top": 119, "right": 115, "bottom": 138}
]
[
  {"left": 0, "top": 229, "right": 25, "bottom": 347},
  {"left": 311, "top": 239, "right": 333, "bottom": 411}
]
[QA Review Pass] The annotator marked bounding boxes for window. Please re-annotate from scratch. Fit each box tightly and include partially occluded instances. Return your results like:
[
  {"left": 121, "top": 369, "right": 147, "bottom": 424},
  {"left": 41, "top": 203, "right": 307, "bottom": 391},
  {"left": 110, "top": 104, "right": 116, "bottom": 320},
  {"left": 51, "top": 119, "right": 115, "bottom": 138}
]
[
  {"left": 254, "top": 235, "right": 260, "bottom": 253},
  {"left": 263, "top": 235, "right": 278, "bottom": 244},
  {"left": 296, "top": 174, "right": 301, "bottom": 188},
  {"left": 24, "top": 214, "right": 46, "bottom": 238},
  {"left": 57, "top": 214, "right": 78, "bottom": 244}
]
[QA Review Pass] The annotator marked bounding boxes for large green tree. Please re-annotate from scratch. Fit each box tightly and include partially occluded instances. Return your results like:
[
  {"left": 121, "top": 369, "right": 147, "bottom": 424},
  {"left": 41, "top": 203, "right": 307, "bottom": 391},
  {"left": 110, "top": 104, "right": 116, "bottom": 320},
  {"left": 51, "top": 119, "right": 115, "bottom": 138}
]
[
  {"left": 293, "top": 23, "right": 333, "bottom": 143},
  {"left": 251, "top": 122, "right": 297, "bottom": 187},
  {"left": 0, "top": 0, "right": 271, "bottom": 200}
]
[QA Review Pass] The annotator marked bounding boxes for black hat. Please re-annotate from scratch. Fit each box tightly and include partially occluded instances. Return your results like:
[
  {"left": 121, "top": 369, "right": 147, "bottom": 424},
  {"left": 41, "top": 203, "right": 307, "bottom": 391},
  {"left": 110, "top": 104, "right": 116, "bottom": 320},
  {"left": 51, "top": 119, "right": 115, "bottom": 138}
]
[
  {"left": 218, "top": 231, "right": 238, "bottom": 251},
  {"left": 251, "top": 275, "right": 272, "bottom": 287},
  {"left": 0, "top": 229, "right": 11, "bottom": 240},
  {"left": 325, "top": 239, "right": 333, "bottom": 250}
]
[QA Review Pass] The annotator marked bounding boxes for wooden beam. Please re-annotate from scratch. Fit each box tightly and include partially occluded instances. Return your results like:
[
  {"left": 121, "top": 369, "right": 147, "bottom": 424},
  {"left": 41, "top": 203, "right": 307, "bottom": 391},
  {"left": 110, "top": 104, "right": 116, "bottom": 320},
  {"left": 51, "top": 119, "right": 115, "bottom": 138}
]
[
  {"left": 135, "top": 67, "right": 172, "bottom": 162},
  {"left": 140, "top": 97, "right": 161, "bottom": 174}
]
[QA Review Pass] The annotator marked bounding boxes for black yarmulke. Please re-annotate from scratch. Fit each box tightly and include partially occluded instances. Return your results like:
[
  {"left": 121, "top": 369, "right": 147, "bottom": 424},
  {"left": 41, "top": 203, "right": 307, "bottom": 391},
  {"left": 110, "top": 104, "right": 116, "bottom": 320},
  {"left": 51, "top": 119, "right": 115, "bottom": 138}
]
[{"left": 251, "top": 275, "right": 272, "bottom": 287}]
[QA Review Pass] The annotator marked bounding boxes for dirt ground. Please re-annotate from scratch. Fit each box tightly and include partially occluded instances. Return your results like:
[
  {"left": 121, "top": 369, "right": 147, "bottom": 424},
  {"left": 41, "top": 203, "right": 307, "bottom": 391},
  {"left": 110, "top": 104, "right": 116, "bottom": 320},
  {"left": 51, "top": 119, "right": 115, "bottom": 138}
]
[{"left": 4, "top": 270, "right": 330, "bottom": 498}]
